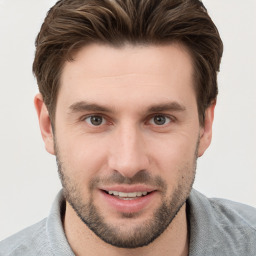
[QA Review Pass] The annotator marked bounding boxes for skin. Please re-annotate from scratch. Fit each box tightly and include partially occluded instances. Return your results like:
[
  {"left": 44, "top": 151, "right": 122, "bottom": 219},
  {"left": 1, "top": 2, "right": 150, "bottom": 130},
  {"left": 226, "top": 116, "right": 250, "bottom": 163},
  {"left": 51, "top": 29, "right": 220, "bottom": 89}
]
[{"left": 35, "top": 43, "right": 215, "bottom": 256}]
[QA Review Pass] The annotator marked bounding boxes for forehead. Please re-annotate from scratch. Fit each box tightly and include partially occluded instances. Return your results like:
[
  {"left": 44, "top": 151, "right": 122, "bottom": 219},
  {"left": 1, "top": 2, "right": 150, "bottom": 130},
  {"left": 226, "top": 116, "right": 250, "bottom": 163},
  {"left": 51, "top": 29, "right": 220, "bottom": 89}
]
[
  {"left": 58, "top": 43, "right": 196, "bottom": 111},
  {"left": 62, "top": 43, "right": 193, "bottom": 79}
]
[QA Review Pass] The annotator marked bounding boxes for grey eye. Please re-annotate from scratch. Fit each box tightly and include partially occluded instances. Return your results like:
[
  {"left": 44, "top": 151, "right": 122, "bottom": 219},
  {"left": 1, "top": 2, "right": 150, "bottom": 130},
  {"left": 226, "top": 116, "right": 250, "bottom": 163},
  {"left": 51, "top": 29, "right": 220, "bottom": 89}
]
[
  {"left": 149, "top": 115, "right": 171, "bottom": 126},
  {"left": 85, "top": 115, "right": 106, "bottom": 126}
]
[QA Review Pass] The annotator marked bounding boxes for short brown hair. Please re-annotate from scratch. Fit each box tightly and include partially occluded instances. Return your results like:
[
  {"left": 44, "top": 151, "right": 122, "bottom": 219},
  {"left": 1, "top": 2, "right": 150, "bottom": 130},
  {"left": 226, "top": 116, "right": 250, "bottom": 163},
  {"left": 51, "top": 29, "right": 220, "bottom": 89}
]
[{"left": 33, "top": 0, "right": 223, "bottom": 125}]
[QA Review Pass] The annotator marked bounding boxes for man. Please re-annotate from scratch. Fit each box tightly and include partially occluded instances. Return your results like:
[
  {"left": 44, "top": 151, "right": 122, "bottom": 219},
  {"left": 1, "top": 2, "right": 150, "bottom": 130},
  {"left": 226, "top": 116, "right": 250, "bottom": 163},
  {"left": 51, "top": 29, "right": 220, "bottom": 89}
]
[{"left": 0, "top": 0, "right": 255, "bottom": 255}]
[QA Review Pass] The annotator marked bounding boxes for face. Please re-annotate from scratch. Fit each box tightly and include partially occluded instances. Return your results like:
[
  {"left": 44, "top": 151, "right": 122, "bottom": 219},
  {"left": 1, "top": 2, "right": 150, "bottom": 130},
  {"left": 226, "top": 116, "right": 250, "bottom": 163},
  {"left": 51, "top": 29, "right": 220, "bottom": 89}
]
[{"left": 36, "top": 43, "right": 213, "bottom": 248}]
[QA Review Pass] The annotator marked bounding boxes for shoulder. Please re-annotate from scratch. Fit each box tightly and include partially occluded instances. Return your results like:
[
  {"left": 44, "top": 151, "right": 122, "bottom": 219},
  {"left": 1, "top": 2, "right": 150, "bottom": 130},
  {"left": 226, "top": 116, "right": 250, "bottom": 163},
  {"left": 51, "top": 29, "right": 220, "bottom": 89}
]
[
  {"left": 190, "top": 189, "right": 256, "bottom": 228},
  {"left": 0, "top": 218, "right": 53, "bottom": 256},
  {"left": 208, "top": 196, "right": 256, "bottom": 228},
  {"left": 188, "top": 190, "right": 256, "bottom": 255}
]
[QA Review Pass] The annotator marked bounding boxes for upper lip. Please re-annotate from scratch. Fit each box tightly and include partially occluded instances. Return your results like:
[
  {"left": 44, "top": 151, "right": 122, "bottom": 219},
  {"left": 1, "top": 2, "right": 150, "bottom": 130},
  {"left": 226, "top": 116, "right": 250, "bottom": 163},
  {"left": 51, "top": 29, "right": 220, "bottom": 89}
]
[{"left": 99, "top": 185, "right": 157, "bottom": 193}]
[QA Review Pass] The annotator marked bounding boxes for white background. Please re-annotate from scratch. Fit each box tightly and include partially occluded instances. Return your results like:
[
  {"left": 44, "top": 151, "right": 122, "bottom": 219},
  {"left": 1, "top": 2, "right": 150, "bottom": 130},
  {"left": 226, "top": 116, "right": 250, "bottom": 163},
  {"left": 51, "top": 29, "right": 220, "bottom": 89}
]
[{"left": 0, "top": 0, "right": 255, "bottom": 240}]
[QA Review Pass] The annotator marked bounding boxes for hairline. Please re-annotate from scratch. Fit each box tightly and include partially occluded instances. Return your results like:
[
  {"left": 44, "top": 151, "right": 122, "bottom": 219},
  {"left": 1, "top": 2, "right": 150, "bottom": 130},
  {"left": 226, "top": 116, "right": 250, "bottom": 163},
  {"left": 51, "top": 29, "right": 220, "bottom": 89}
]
[{"left": 49, "top": 40, "right": 204, "bottom": 129}]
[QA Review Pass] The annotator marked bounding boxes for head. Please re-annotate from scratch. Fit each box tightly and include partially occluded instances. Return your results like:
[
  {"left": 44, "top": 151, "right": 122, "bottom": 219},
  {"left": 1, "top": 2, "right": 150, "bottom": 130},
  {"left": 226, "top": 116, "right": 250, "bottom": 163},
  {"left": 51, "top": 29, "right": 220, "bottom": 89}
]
[
  {"left": 34, "top": 0, "right": 222, "bottom": 249},
  {"left": 33, "top": 0, "right": 222, "bottom": 126}
]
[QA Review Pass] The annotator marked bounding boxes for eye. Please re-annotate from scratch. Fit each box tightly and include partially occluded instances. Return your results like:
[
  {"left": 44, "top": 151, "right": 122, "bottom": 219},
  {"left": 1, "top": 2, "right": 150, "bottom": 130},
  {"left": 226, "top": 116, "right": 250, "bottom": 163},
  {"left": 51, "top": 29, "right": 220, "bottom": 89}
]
[
  {"left": 149, "top": 115, "right": 171, "bottom": 126},
  {"left": 84, "top": 115, "right": 106, "bottom": 126}
]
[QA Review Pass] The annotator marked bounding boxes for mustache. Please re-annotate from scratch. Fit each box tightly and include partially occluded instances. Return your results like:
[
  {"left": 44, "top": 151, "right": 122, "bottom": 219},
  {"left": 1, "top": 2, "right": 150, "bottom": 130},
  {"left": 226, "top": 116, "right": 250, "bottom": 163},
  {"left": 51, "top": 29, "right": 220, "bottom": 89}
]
[{"left": 89, "top": 170, "right": 167, "bottom": 191}]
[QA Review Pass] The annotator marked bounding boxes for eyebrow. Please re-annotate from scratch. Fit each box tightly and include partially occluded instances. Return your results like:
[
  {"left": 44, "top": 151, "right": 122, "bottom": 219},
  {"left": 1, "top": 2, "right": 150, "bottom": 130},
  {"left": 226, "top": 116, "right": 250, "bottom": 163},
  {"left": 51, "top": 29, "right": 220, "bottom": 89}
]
[
  {"left": 68, "top": 101, "right": 113, "bottom": 114},
  {"left": 68, "top": 101, "right": 186, "bottom": 114},
  {"left": 147, "top": 102, "right": 186, "bottom": 113}
]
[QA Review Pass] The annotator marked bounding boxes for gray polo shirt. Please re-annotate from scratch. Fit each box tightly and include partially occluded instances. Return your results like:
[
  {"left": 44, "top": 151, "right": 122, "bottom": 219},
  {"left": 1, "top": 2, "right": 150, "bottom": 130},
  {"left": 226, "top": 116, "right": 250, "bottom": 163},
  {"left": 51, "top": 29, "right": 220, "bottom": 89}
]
[{"left": 1, "top": 189, "right": 256, "bottom": 255}]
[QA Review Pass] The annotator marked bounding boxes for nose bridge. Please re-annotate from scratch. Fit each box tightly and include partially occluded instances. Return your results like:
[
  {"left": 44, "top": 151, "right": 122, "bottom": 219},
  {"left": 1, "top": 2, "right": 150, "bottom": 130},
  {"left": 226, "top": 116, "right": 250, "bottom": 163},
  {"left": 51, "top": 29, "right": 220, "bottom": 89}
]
[{"left": 108, "top": 122, "right": 149, "bottom": 178}]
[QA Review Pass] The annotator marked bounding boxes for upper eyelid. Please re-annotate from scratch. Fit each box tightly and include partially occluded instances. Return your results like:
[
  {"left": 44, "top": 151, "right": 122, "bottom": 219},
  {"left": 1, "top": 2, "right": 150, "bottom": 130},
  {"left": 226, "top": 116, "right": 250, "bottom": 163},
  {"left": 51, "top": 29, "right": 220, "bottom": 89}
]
[
  {"left": 80, "top": 114, "right": 114, "bottom": 127},
  {"left": 146, "top": 113, "right": 176, "bottom": 122},
  {"left": 80, "top": 113, "right": 107, "bottom": 120},
  {"left": 78, "top": 113, "right": 176, "bottom": 124}
]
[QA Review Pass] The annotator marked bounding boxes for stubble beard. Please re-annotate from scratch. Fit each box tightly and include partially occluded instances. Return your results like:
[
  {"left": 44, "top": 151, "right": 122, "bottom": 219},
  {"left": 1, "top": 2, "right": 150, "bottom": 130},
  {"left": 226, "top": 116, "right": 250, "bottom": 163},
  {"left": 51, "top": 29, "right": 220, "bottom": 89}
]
[{"left": 55, "top": 142, "right": 198, "bottom": 249}]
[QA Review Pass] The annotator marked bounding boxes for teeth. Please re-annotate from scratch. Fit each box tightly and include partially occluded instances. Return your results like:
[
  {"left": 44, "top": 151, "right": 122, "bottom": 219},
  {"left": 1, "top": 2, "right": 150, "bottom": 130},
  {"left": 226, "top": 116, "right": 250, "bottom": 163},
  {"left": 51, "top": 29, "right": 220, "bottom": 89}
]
[{"left": 108, "top": 191, "right": 148, "bottom": 198}]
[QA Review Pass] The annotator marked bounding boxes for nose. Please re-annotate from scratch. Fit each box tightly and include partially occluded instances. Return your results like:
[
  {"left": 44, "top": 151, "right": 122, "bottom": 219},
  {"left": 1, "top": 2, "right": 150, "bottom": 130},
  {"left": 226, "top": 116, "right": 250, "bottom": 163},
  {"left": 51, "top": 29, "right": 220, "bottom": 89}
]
[{"left": 108, "top": 124, "right": 150, "bottom": 178}]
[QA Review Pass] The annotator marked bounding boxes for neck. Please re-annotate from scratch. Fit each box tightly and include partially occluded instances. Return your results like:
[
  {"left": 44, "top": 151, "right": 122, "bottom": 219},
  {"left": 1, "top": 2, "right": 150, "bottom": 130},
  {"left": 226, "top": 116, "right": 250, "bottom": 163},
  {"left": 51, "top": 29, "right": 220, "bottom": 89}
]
[{"left": 64, "top": 202, "right": 189, "bottom": 256}]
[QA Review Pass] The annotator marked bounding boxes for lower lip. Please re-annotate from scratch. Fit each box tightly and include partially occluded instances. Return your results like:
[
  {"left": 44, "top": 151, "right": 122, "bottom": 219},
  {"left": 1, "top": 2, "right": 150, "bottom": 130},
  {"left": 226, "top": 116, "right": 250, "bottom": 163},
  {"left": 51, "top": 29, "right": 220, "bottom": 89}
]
[{"left": 99, "top": 190, "right": 157, "bottom": 214}]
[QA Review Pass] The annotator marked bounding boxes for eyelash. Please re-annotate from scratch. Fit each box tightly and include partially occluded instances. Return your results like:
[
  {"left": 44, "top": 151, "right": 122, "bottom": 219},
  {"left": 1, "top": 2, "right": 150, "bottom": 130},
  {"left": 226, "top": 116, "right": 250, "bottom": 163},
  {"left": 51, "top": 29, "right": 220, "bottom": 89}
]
[
  {"left": 81, "top": 115, "right": 110, "bottom": 126},
  {"left": 147, "top": 114, "right": 173, "bottom": 126},
  {"left": 81, "top": 113, "right": 175, "bottom": 127}
]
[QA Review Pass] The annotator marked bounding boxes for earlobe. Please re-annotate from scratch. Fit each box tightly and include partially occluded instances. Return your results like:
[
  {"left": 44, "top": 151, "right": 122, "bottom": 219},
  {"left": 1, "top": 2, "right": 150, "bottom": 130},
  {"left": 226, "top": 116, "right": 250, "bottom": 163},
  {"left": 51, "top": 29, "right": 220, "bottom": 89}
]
[
  {"left": 198, "top": 102, "right": 216, "bottom": 157},
  {"left": 34, "top": 94, "right": 55, "bottom": 155}
]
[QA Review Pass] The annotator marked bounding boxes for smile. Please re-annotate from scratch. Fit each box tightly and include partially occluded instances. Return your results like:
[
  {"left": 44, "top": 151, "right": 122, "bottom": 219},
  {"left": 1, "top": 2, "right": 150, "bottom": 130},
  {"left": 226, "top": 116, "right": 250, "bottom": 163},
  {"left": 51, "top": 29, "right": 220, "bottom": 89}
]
[
  {"left": 98, "top": 187, "right": 158, "bottom": 213},
  {"left": 107, "top": 191, "right": 149, "bottom": 199}
]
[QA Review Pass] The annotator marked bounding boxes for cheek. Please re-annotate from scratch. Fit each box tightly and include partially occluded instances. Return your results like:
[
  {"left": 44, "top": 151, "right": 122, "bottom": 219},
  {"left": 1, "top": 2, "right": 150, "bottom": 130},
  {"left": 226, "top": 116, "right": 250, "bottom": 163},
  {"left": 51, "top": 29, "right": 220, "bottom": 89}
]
[
  {"left": 148, "top": 136, "right": 197, "bottom": 200},
  {"left": 56, "top": 133, "right": 109, "bottom": 181},
  {"left": 148, "top": 133, "right": 198, "bottom": 176}
]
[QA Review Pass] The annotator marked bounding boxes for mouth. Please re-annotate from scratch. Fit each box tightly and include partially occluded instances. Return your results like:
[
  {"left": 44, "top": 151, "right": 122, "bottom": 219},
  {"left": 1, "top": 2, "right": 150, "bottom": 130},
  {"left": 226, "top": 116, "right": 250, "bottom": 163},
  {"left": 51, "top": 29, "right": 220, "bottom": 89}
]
[
  {"left": 103, "top": 190, "right": 151, "bottom": 200},
  {"left": 99, "top": 187, "right": 157, "bottom": 213}
]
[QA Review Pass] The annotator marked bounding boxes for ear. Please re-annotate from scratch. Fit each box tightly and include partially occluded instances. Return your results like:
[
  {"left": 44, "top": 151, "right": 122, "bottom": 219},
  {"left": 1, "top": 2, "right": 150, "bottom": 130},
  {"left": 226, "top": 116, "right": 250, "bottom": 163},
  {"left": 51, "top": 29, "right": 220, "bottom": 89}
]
[
  {"left": 198, "top": 102, "right": 215, "bottom": 157},
  {"left": 34, "top": 94, "right": 55, "bottom": 155}
]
